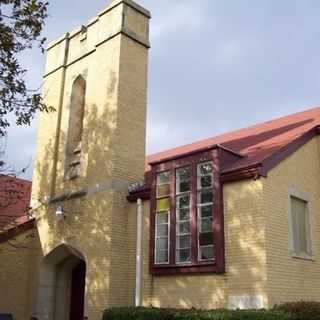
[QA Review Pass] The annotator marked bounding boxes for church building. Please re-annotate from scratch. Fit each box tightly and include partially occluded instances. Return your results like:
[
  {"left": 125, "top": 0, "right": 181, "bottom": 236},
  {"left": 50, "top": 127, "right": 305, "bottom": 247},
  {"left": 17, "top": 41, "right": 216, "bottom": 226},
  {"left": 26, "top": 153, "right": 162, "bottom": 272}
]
[{"left": 1, "top": 1, "right": 320, "bottom": 320}]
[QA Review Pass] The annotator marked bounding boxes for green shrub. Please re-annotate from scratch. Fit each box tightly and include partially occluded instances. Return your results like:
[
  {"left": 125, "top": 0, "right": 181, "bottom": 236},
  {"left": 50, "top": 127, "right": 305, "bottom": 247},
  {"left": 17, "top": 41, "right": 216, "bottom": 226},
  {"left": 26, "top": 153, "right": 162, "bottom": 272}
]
[
  {"left": 103, "top": 307, "right": 295, "bottom": 320},
  {"left": 273, "top": 301, "right": 320, "bottom": 320}
]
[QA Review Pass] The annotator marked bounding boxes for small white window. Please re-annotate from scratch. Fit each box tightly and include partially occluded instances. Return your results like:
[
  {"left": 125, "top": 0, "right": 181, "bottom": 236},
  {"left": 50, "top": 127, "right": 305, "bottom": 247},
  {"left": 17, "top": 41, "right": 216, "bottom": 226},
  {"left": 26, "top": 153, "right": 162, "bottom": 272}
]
[{"left": 289, "top": 195, "right": 313, "bottom": 259}]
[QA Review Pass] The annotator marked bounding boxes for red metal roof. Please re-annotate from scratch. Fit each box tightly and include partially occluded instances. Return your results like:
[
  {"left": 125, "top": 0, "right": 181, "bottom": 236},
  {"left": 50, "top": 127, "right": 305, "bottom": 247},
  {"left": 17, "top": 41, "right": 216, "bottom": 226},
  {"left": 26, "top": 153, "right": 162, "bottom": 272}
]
[
  {"left": 146, "top": 106, "right": 320, "bottom": 177},
  {"left": 0, "top": 175, "right": 32, "bottom": 233}
]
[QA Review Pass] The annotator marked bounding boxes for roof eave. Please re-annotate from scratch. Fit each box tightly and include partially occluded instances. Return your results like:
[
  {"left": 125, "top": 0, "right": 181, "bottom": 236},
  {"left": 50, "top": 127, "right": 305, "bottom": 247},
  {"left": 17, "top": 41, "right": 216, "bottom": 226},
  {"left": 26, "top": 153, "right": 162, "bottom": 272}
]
[
  {"left": 222, "top": 125, "right": 320, "bottom": 183},
  {"left": 0, "top": 218, "right": 36, "bottom": 245},
  {"left": 258, "top": 126, "right": 319, "bottom": 176},
  {"left": 127, "top": 187, "right": 151, "bottom": 203},
  {"left": 220, "top": 164, "right": 263, "bottom": 183}
]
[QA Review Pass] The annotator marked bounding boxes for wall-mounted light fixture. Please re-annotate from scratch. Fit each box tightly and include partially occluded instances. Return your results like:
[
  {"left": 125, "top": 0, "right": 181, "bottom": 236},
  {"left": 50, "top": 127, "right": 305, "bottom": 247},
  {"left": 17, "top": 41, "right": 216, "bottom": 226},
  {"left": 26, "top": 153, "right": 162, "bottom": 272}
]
[{"left": 55, "top": 206, "right": 67, "bottom": 219}]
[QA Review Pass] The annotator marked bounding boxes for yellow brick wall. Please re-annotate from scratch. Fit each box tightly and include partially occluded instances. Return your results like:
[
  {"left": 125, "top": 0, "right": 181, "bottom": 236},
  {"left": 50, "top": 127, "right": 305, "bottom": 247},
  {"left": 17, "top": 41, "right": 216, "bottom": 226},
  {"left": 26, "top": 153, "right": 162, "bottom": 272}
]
[
  {"left": 135, "top": 136, "right": 320, "bottom": 309},
  {"left": 10, "top": 0, "right": 320, "bottom": 316},
  {"left": 4, "top": 134, "right": 319, "bottom": 320},
  {"left": 35, "top": 190, "right": 135, "bottom": 319},
  {"left": 127, "top": 178, "right": 268, "bottom": 309},
  {"left": 31, "top": 1, "right": 150, "bottom": 320},
  {"left": 224, "top": 178, "right": 267, "bottom": 306},
  {"left": 0, "top": 229, "right": 40, "bottom": 320},
  {"left": 263, "top": 136, "right": 320, "bottom": 306}
]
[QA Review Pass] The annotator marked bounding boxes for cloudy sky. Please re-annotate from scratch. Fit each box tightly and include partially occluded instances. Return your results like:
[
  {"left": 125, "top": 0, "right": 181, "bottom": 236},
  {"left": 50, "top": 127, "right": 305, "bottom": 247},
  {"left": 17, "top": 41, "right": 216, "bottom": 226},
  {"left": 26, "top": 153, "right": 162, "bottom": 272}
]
[{"left": 4, "top": 0, "right": 320, "bottom": 179}]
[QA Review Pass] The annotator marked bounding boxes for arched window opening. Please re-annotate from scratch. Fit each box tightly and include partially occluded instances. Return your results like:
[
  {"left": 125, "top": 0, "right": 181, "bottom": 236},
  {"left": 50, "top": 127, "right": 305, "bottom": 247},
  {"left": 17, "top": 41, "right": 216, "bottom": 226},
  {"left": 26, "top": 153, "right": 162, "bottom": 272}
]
[
  {"left": 68, "top": 75, "right": 86, "bottom": 154},
  {"left": 65, "top": 75, "right": 86, "bottom": 180}
]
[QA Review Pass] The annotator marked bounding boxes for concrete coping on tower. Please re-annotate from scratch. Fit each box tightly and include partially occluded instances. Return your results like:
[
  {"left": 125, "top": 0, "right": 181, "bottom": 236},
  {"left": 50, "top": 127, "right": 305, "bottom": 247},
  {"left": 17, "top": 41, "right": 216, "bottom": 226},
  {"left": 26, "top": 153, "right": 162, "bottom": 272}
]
[
  {"left": 46, "top": 33, "right": 69, "bottom": 51},
  {"left": 99, "top": 0, "right": 151, "bottom": 19},
  {"left": 68, "top": 25, "right": 87, "bottom": 40},
  {"left": 46, "top": 0, "right": 150, "bottom": 51}
]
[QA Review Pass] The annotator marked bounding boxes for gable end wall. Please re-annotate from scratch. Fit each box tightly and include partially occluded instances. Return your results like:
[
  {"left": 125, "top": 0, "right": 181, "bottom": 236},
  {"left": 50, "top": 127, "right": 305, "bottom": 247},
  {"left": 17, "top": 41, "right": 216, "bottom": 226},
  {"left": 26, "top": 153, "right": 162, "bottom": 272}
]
[{"left": 263, "top": 136, "right": 320, "bottom": 306}]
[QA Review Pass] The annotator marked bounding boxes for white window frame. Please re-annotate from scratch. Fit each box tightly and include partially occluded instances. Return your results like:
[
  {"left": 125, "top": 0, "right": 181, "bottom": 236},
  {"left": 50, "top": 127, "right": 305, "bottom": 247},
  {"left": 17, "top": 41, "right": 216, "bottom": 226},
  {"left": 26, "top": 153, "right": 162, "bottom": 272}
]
[
  {"left": 197, "top": 161, "right": 214, "bottom": 262},
  {"left": 288, "top": 186, "right": 315, "bottom": 261},
  {"left": 155, "top": 211, "right": 170, "bottom": 265},
  {"left": 155, "top": 171, "right": 171, "bottom": 265},
  {"left": 175, "top": 166, "right": 192, "bottom": 264}
]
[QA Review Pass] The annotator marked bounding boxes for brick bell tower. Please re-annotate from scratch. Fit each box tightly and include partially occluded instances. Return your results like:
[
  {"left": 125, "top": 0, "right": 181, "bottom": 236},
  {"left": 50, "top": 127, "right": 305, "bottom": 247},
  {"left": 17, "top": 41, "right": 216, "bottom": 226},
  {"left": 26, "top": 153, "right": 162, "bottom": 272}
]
[{"left": 31, "top": 1, "right": 150, "bottom": 319}]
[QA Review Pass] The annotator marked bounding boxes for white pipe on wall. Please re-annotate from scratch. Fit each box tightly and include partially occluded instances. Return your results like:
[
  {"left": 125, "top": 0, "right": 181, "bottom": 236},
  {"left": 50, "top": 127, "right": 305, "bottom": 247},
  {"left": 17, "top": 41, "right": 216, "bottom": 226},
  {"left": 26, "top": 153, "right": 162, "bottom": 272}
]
[{"left": 135, "top": 198, "right": 144, "bottom": 307}]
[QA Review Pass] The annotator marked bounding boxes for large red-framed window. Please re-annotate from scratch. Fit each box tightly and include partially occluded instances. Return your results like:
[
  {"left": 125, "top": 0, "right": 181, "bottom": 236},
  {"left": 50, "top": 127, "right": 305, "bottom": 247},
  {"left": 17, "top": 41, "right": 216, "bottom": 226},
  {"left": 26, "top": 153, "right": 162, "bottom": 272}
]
[{"left": 150, "top": 150, "right": 225, "bottom": 275}]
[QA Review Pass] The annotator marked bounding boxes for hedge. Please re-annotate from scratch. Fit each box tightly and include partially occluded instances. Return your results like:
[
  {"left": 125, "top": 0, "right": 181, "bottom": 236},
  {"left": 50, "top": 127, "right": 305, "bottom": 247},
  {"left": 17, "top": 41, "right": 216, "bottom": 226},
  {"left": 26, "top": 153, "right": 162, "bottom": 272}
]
[
  {"left": 273, "top": 301, "right": 320, "bottom": 320},
  {"left": 102, "top": 307, "right": 296, "bottom": 320}
]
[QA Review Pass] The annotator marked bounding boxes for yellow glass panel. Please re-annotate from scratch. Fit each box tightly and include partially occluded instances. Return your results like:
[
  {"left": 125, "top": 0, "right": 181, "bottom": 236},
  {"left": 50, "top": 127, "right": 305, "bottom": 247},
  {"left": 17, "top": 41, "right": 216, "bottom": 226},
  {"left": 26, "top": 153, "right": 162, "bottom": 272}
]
[{"left": 157, "top": 197, "right": 170, "bottom": 212}]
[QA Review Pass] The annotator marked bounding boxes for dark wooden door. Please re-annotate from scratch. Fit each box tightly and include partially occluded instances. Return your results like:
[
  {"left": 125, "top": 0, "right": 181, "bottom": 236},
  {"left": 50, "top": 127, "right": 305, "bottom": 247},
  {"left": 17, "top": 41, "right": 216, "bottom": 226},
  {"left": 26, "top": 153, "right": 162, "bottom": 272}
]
[{"left": 70, "top": 260, "right": 86, "bottom": 320}]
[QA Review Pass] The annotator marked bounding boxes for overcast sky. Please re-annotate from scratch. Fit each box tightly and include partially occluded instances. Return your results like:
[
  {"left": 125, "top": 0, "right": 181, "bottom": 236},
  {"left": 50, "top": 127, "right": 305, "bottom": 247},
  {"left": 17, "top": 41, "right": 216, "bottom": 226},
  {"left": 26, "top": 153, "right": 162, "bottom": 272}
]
[{"left": 4, "top": 0, "right": 320, "bottom": 180}]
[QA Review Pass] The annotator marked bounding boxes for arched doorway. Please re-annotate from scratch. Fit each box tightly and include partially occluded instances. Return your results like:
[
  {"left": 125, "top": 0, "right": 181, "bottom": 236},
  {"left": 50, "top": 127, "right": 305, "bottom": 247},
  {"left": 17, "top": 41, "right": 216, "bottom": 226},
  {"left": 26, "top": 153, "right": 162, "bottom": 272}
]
[{"left": 36, "top": 244, "right": 86, "bottom": 320}]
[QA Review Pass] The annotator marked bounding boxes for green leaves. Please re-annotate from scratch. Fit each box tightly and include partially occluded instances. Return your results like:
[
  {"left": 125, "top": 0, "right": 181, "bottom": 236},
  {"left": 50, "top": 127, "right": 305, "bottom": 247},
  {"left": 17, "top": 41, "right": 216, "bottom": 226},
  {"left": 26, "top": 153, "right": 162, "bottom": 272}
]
[
  {"left": 0, "top": 0, "right": 51, "bottom": 136},
  {"left": 103, "top": 307, "right": 295, "bottom": 320},
  {"left": 273, "top": 301, "right": 320, "bottom": 320}
]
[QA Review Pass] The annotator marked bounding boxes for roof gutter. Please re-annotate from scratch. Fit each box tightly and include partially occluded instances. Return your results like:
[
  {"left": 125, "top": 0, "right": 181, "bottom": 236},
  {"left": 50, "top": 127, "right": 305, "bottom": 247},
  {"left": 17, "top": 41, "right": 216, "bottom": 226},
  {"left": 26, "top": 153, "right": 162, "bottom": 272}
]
[{"left": 220, "top": 164, "right": 263, "bottom": 183}]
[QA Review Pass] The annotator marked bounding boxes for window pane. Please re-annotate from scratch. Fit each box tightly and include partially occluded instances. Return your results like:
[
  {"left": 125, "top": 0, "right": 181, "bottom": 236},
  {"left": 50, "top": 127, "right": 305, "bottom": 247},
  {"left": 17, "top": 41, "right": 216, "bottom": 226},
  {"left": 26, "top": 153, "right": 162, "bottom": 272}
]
[
  {"left": 291, "top": 196, "right": 309, "bottom": 255},
  {"left": 156, "top": 212, "right": 168, "bottom": 225},
  {"left": 199, "top": 205, "right": 212, "bottom": 218},
  {"left": 176, "top": 248, "right": 191, "bottom": 263},
  {"left": 199, "top": 232, "right": 213, "bottom": 246},
  {"left": 177, "top": 194, "right": 190, "bottom": 209},
  {"left": 177, "top": 235, "right": 190, "bottom": 249},
  {"left": 199, "top": 163, "right": 213, "bottom": 176},
  {"left": 156, "top": 238, "right": 168, "bottom": 251},
  {"left": 200, "top": 246, "right": 214, "bottom": 260},
  {"left": 157, "top": 184, "right": 170, "bottom": 197},
  {"left": 176, "top": 168, "right": 191, "bottom": 265},
  {"left": 178, "top": 208, "right": 190, "bottom": 221},
  {"left": 298, "top": 210, "right": 308, "bottom": 254},
  {"left": 200, "top": 217, "right": 212, "bottom": 233},
  {"left": 198, "top": 190, "right": 213, "bottom": 204},
  {"left": 157, "top": 197, "right": 170, "bottom": 212},
  {"left": 200, "top": 175, "right": 212, "bottom": 188},
  {"left": 178, "top": 181, "right": 191, "bottom": 193},
  {"left": 156, "top": 224, "right": 168, "bottom": 237},
  {"left": 292, "top": 207, "right": 300, "bottom": 252},
  {"left": 176, "top": 167, "right": 191, "bottom": 194},
  {"left": 176, "top": 167, "right": 191, "bottom": 181},
  {"left": 157, "top": 171, "right": 170, "bottom": 185},
  {"left": 197, "top": 161, "right": 214, "bottom": 262},
  {"left": 155, "top": 210, "right": 169, "bottom": 264},
  {"left": 178, "top": 221, "right": 190, "bottom": 234},
  {"left": 156, "top": 250, "right": 168, "bottom": 264}
]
